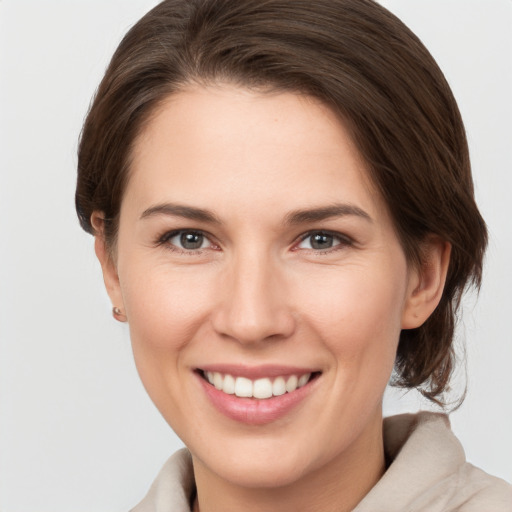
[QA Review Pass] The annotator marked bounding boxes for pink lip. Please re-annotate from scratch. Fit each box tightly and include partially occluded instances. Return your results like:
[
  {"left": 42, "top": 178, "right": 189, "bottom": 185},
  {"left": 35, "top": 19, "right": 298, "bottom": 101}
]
[{"left": 195, "top": 369, "right": 320, "bottom": 425}]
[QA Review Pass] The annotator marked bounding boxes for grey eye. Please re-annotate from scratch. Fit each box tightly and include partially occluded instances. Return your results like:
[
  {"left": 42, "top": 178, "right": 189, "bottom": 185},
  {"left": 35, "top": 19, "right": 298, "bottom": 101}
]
[
  {"left": 297, "top": 231, "right": 351, "bottom": 251},
  {"left": 169, "top": 231, "right": 209, "bottom": 250},
  {"left": 298, "top": 232, "right": 338, "bottom": 250},
  {"left": 309, "top": 233, "right": 335, "bottom": 249}
]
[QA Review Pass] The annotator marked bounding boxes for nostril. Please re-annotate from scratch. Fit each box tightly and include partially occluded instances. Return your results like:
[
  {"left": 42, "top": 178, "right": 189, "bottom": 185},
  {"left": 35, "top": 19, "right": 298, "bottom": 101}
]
[
  {"left": 211, "top": 311, "right": 297, "bottom": 346},
  {"left": 210, "top": 272, "right": 296, "bottom": 344}
]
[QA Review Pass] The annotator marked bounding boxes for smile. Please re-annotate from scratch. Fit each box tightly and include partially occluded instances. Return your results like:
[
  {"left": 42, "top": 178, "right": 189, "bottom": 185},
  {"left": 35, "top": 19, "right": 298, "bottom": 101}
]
[
  {"left": 196, "top": 366, "right": 321, "bottom": 425},
  {"left": 203, "top": 371, "right": 312, "bottom": 399}
]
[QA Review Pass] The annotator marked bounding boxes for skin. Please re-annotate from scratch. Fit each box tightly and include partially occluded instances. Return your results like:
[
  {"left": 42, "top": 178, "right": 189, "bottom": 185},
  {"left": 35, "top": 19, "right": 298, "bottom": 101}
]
[{"left": 93, "top": 85, "right": 450, "bottom": 512}]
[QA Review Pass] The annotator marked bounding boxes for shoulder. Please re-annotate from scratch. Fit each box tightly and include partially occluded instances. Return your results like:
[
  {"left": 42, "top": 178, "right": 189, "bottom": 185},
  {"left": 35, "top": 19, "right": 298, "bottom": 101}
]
[
  {"left": 129, "top": 448, "right": 195, "bottom": 512},
  {"left": 355, "top": 412, "right": 512, "bottom": 512},
  {"left": 453, "top": 462, "right": 512, "bottom": 511}
]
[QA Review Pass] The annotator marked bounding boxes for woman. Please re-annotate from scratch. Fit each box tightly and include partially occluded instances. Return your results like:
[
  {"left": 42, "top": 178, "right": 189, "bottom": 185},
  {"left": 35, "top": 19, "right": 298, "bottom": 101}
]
[{"left": 75, "top": 0, "right": 511, "bottom": 510}]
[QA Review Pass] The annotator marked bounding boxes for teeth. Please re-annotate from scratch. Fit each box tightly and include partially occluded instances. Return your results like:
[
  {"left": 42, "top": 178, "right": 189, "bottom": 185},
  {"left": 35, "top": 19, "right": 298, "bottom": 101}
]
[
  {"left": 223, "top": 374, "right": 235, "bottom": 394},
  {"left": 298, "top": 374, "right": 310, "bottom": 387},
  {"left": 235, "top": 377, "right": 253, "bottom": 397},
  {"left": 272, "top": 376, "right": 286, "bottom": 396},
  {"left": 285, "top": 374, "right": 298, "bottom": 392},
  {"left": 253, "top": 378, "right": 273, "bottom": 399},
  {"left": 213, "top": 372, "right": 223, "bottom": 390},
  {"left": 203, "top": 371, "right": 313, "bottom": 399}
]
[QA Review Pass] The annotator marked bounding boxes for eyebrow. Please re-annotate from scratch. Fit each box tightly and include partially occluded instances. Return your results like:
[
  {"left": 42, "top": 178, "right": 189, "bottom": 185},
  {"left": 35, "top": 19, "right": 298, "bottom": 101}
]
[
  {"left": 139, "top": 202, "right": 372, "bottom": 225},
  {"left": 284, "top": 203, "right": 372, "bottom": 225},
  {"left": 140, "top": 203, "right": 221, "bottom": 224}
]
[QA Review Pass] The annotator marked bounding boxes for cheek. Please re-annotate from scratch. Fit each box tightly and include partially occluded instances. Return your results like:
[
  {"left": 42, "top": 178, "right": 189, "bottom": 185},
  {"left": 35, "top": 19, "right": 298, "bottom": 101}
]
[
  {"left": 123, "top": 268, "right": 215, "bottom": 351},
  {"left": 118, "top": 265, "right": 218, "bottom": 424},
  {"left": 296, "top": 260, "right": 407, "bottom": 366}
]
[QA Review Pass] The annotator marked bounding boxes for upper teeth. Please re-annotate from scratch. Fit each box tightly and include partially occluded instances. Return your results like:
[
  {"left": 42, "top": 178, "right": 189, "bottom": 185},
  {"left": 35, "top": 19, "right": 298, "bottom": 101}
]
[{"left": 205, "top": 372, "right": 311, "bottom": 399}]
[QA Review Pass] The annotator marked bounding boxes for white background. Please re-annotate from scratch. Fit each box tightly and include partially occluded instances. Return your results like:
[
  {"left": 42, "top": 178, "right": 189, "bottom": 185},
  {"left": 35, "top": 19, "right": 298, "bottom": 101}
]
[{"left": 0, "top": 1, "right": 510, "bottom": 510}]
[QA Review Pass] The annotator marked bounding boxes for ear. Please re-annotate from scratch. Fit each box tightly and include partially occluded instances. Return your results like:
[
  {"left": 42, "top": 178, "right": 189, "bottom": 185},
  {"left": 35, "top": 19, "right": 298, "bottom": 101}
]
[
  {"left": 91, "top": 212, "right": 126, "bottom": 320},
  {"left": 401, "top": 237, "right": 451, "bottom": 329}
]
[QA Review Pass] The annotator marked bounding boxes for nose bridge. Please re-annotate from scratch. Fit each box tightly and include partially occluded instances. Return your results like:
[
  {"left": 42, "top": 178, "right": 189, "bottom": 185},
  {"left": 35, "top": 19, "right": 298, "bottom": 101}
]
[{"left": 213, "top": 246, "right": 295, "bottom": 344}]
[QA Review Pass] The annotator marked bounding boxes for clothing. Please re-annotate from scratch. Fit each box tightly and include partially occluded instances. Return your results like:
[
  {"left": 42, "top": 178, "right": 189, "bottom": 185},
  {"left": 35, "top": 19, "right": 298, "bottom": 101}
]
[{"left": 130, "top": 412, "right": 512, "bottom": 511}]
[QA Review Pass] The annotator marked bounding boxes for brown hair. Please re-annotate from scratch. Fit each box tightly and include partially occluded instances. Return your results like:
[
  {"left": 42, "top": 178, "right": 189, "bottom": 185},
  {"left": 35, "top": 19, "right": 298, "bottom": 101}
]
[{"left": 76, "top": 0, "right": 487, "bottom": 404}]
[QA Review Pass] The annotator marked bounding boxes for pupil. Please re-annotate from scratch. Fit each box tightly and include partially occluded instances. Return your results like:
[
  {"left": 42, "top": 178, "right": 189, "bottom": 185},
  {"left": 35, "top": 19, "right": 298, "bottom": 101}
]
[
  {"left": 180, "top": 232, "right": 203, "bottom": 250},
  {"left": 311, "top": 233, "right": 333, "bottom": 249}
]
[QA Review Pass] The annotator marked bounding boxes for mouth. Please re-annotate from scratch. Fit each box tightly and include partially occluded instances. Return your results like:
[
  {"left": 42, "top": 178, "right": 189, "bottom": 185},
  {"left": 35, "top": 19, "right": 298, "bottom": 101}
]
[
  {"left": 197, "top": 369, "right": 320, "bottom": 399},
  {"left": 195, "top": 366, "right": 322, "bottom": 425}
]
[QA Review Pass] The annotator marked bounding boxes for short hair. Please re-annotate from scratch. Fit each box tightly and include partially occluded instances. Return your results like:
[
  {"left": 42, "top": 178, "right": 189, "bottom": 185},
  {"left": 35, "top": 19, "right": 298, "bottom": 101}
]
[{"left": 76, "top": 0, "right": 487, "bottom": 404}]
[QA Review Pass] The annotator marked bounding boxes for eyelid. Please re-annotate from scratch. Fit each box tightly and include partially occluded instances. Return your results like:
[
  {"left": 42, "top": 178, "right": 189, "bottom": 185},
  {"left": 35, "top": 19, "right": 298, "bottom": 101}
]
[
  {"left": 156, "top": 228, "right": 220, "bottom": 253},
  {"left": 293, "top": 229, "right": 354, "bottom": 251},
  {"left": 155, "top": 228, "right": 353, "bottom": 254}
]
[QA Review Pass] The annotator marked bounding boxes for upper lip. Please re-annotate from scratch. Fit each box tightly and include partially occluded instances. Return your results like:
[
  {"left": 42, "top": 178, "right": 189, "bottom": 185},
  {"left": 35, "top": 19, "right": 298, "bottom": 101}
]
[{"left": 196, "top": 364, "right": 320, "bottom": 380}]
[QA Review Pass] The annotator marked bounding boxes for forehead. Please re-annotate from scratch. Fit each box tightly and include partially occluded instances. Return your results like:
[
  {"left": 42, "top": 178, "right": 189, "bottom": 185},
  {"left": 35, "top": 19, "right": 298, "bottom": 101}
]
[{"left": 125, "top": 84, "right": 385, "bottom": 220}]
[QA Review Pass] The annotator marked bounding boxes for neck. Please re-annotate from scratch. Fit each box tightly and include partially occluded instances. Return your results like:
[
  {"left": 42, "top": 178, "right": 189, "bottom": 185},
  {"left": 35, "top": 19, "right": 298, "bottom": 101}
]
[{"left": 192, "top": 412, "right": 385, "bottom": 512}]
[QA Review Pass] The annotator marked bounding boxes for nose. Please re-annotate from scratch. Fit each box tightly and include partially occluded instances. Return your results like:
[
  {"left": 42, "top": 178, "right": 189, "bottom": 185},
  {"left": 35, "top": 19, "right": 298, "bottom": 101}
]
[{"left": 211, "top": 251, "right": 296, "bottom": 345}]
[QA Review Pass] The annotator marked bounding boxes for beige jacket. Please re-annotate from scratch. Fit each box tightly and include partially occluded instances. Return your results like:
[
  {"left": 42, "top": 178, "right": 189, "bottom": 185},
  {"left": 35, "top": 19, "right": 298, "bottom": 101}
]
[{"left": 131, "top": 412, "right": 511, "bottom": 511}]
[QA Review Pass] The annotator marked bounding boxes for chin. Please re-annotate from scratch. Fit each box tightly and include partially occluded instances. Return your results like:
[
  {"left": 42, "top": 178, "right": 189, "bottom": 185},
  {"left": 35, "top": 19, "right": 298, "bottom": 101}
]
[
  {"left": 201, "top": 449, "right": 315, "bottom": 489},
  {"left": 187, "top": 425, "right": 338, "bottom": 491}
]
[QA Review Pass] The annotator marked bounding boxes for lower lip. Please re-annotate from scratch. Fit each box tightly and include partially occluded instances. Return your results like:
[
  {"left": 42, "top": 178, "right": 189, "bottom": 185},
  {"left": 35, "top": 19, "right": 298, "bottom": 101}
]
[{"left": 196, "top": 372, "right": 318, "bottom": 425}]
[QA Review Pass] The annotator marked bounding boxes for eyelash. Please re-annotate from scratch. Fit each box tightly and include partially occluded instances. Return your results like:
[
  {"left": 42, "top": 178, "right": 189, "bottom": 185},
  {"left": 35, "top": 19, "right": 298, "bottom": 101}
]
[
  {"left": 156, "top": 229, "right": 218, "bottom": 255},
  {"left": 295, "top": 230, "right": 354, "bottom": 254},
  {"left": 155, "top": 229, "right": 354, "bottom": 255}
]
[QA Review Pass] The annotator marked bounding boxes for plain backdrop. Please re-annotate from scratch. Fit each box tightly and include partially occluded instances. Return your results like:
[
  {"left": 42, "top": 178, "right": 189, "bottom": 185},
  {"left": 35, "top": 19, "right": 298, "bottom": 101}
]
[{"left": 0, "top": 1, "right": 511, "bottom": 510}]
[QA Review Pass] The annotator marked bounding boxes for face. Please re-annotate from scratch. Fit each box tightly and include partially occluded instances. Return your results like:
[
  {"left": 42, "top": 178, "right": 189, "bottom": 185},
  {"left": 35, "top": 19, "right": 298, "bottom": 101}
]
[{"left": 100, "top": 85, "right": 427, "bottom": 489}]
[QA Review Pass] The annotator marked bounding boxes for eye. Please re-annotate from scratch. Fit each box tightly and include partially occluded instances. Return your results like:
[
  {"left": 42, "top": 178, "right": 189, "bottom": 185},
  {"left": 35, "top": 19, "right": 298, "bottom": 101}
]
[
  {"left": 160, "top": 230, "right": 214, "bottom": 252},
  {"left": 296, "top": 231, "right": 351, "bottom": 251}
]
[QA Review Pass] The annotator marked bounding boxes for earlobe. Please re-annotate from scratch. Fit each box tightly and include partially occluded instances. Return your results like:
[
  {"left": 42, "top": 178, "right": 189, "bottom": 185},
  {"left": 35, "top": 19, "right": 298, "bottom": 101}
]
[
  {"left": 91, "top": 212, "right": 126, "bottom": 320},
  {"left": 401, "top": 238, "right": 451, "bottom": 329}
]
